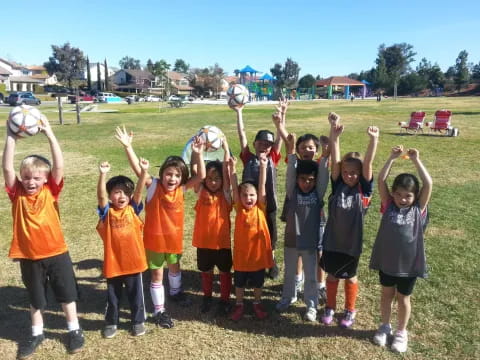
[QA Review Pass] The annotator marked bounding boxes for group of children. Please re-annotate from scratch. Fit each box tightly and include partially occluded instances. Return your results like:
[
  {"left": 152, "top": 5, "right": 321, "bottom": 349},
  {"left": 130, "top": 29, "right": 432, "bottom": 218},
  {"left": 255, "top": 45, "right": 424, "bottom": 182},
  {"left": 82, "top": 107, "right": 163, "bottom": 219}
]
[{"left": 2, "top": 101, "right": 432, "bottom": 358}]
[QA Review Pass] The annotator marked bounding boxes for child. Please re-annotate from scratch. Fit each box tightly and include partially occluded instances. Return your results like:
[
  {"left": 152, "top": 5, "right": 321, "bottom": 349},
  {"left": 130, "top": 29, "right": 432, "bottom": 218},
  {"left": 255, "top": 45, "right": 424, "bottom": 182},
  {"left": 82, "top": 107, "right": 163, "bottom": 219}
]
[
  {"left": 2, "top": 117, "right": 84, "bottom": 358},
  {"left": 370, "top": 146, "right": 432, "bottom": 353},
  {"left": 228, "top": 155, "right": 273, "bottom": 321},
  {"left": 232, "top": 99, "right": 287, "bottom": 279},
  {"left": 192, "top": 138, "right": 233, "bottom": 315},
  {"left": 96, "top": 159, "right": 149, "bottom": 338},
  {"left": 276, "top": 133, "right": 329, "bottom": 321},
  {"left": 320, "top": 112, "right": 379, "bottom": 328},
  {"left": 115, "top": 126, "right": 205, "bottom": 328}
]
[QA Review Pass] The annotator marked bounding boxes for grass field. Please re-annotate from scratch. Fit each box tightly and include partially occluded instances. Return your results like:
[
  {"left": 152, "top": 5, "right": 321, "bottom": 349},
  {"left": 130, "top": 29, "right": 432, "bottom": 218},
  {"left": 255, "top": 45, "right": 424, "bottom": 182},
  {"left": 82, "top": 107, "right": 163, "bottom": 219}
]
[{"left": 0, "top": 97, "right": 479, "bottom": 359}]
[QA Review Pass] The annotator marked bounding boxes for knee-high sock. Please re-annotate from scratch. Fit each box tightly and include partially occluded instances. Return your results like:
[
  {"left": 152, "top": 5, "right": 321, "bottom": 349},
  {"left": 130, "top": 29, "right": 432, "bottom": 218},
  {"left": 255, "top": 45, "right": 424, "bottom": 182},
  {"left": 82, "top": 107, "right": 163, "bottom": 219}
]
[
  {"left": 219, "top": 272, "right": 232, "bottom": 301},
  {"left": 201, "top": 272, "right": 214, "bottom": 297},
  {"left": 150, "top": 282, "right": 165, "bottom": 314},
  {"left": 168, "top": 272, "right": 182, "bottom": 296},
  {"left": 326, "top": 279, "right": 339, "bottom": 310},
  {"left": 344, "top": 281, "right": 359, "bottom": 311}
]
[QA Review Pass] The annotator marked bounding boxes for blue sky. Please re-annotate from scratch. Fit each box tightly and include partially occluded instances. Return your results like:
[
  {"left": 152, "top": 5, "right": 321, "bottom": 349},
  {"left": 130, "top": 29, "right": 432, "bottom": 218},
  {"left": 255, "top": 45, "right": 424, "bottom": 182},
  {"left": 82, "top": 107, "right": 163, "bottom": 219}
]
[{"left": 1, "top": 1, "right": 479, "bottom": 77}]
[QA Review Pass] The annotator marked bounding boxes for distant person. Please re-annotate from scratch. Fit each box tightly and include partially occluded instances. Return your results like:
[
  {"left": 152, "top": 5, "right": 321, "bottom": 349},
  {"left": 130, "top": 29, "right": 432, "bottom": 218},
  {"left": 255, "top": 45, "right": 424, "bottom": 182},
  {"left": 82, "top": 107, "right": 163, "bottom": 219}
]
[
  {"left": 370, "top": 146, "right": 432, "bottom": 353},
  {"left": 350, "top": 93, "right": 355, "bottom": 102},
  {"left": 2, "top": 116, "right": 84, "bottom": 358}
]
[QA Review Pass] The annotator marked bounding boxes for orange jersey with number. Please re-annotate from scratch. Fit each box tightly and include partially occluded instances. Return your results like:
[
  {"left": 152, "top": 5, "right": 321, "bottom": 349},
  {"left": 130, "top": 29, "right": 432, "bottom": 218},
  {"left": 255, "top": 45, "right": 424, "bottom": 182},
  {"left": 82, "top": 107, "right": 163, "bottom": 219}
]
[
  {"left": 6, "top": 176, "right": 67, "bottom": 260},
  {"left": 233, "top": 202, "right": 273, "bottom": 271},
  {"left": 143, "top": 180, "right": 184, "bottom": 254},
  {"left": 192, "top": 187, "right": 232, "bottom": 249},
  {"left": 96, "top": 204, "right": 147, "bottom": 278}
]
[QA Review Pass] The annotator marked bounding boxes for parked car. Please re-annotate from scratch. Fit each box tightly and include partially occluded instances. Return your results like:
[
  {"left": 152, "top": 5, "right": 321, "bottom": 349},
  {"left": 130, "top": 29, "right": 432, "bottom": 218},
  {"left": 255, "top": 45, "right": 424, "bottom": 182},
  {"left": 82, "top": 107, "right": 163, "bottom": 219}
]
[
  {"left": 168, "top": 95, "right": 180, "bottom": 101},
  {"left": 7, "top": 92, "right": 41, "bottom": 106},
  {"left": 96, "top": 92, "right": 122, "bottom": 103},
  {"left": 144, "top": 95, "right": 161, "bottom": 102},
  {"left": 68, "top": 92, "right": 95, "bottom": 103}
]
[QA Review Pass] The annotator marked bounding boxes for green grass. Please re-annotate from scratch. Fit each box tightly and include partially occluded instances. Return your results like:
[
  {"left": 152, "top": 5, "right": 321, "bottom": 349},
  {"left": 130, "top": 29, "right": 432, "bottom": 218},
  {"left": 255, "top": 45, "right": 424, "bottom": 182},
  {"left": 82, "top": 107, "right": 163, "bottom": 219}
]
[{"left": 0, "top": 97, "right": 479, "bottom": 359}]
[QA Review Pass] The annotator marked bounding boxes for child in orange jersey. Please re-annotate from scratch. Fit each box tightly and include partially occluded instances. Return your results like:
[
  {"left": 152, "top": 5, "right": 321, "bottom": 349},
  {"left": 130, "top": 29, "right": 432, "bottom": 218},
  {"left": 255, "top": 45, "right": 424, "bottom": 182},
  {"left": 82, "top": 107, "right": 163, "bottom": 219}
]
[
  {"left": 192, "top": 138, "right": 233, "bottom": 315},
  {"left": 227, "top": 154, "right": 273, "bottom": 321},
  {"left": 115, "top": 126, "right": 205, "bottom": 328},
  {"left": 96, "top": 159, "right": 150, "bottom": 338},
  {"left": 2, "top": 117, "right": 84, "bottom": 358}
]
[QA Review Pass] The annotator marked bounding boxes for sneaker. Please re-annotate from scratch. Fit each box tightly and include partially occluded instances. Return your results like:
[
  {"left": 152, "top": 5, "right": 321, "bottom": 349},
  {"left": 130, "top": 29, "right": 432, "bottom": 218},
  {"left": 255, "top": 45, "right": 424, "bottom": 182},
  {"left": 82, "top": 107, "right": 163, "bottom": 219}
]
[
  {"left": 200, "top": 296, "right": 212, "bottom": 313},
  {"left": 339, "top": 310, "right": 356, "bottom": 328},
  {"left": 230, "top": 303, "right": 244, "bottom": 321},
  {"left": 275, "top": 297, "right": 297, "bottom": 313},
  {"left": 295, "top": 277, "right": 304, "bottom": 294},
  {"left": 318, "top": 287, "right": 327, "bottom": 305},
  {"left": 216, "top": 300, "right": 232, "bottom": 316},
  {"left": 18, "top": 334, "right": 45, "bottom": 359},
  {"left": 321, "top": 307, "right": 335, "bottom": 325},
  {"left": 132, "top": 323, "right": 146, "bottom": 337},
  {"left": 102, "top": 325, "right": 117, "bottom": 339},
  {"left": 154, "top": 311, "right": 174, "bottom": 329},
  {"left": 391, "top": 331, "right": 408, "bottom": 353},
  {"left": 169, "top": 291, "right": 192, "bottom": 307},
  {"left": 266, "top": 261, "right": 279, "bottom": 280},
  {"left": 304, "top": 307, "right": 317, "bottom": 322},
  {"left": 253, "top": 303, "right": 268, "bottom": 320},
  {"left": 67, "top": 329, "right": 84, "bottom": 354},
  {"left": 373, "top": 323, "right": 392, "bottom": 347}
]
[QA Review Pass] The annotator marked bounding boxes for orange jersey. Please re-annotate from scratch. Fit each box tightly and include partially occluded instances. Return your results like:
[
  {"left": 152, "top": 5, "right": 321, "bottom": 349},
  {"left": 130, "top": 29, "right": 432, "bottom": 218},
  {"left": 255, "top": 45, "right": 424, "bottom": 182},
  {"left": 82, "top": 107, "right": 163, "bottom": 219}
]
[
  {"left": 143, "top": 179, "right": 184, "bottom": 254},
  {"left": 6, "top": 176, "right": 67, "bottom": 260},
  {"left": 96, "top": 203, "right": 147, "bottom": 278},
  {"left": 233, "top": 202, "right": 273, "bottom": 271},
  {"left": 192, "top": 187, "right": 232, "bottom": 249}
]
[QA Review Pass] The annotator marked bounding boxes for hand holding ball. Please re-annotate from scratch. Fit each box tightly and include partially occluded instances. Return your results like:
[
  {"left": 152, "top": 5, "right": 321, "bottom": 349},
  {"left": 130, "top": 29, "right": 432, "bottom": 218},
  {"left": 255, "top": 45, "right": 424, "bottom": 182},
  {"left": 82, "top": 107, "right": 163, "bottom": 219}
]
[
  {"left": 227, "top": 84, "right": 249, "bottom": 108},
  {"left": 8, "top": 105, "right": 43, "bottom": 137},
  {"left": 197, "top": 125, "right": 224, "bottom": 152}
]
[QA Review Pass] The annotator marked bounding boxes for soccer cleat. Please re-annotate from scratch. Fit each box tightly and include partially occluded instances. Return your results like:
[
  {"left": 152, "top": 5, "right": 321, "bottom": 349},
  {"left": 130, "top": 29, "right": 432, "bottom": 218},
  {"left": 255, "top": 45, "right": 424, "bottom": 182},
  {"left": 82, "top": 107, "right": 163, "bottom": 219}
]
[
  {"left": 200, "top": 296, "right": 212, "bottom": 313},
  {"left": 230, "top": 303, "right": 244, "bottom": 322},
  {"left": 339, "top": 310, "right": 356, "bottom": 328},
  {"left": 102, "top": 325, "right": 117, "bottom": 339},
  {"left": 321, "top": 307, "right": 335, "bottom": 325},
  {"left": 169, "top": 291, "right": 192, "bottom": 307},
  {"left": 304, "top": 307, "right": 317, "bottom": 322},
  {"left": 253, "top": 303, "right": 268, "bottom": 320},
  {"left": 391, "top": 331, "right": 408, "bottom": 353},
  {"left": 154, "top": 311, "right": 174, "bottom": 329},
  {"left": 373, "top": 323, "right": 392, "bottom": 347},
  {"left": 18, "top": 334, "right": 45, "bottom": 359},
  {"left": 132, "top": 323, "right": 146, "bottom": 337},
  {"left": 67, "top": 329, "right": 85, "bottom": 354},
  {"left": 275, "top": 297, "right": 297, "bottom": 313}
]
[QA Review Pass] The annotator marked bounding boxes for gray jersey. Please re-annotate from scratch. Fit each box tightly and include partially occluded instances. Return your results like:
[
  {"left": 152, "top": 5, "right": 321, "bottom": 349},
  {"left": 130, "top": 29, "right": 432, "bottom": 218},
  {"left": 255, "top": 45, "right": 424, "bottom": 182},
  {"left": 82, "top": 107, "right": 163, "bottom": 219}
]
[
  {"left": 242, "top": 154, "right": 277, "bottom": 213},
  {"left": 369, "top": 201, "right": 428, "bottom": 278}
]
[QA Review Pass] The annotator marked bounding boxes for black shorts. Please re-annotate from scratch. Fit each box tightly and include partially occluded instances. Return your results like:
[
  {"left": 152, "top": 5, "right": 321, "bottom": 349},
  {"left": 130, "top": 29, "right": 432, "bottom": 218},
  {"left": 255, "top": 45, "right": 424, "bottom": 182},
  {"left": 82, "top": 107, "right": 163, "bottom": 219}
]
[
  {"left": 20, "top": 252, "right": 78, "bottom": 310},
  {"left": 320, "top": 251, "right": 359, "bottom": 279},
  {"left": 266, "top": 210, "right": 278, "bottom": 250},
  {"left": 234, "top": 269, "right": 265, "bottom": 288},
  {"left": 379, "top": 271, "right": 417, "bottom": 296},
  {"left": 196, "top": 248, "right": 232, "bottom": 273}
]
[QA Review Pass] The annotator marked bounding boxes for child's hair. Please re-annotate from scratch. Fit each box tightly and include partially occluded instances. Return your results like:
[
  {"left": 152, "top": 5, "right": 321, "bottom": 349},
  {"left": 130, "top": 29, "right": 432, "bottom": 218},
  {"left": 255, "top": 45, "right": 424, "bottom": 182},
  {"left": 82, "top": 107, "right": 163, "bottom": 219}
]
[
  {"left": 296, "top": 160, "right": 318, "bottom": 177},
  {"left": 341, "top": 152, "right": 363, "bottom": 171},
  {"left": 319, "top": 135, "right": 329, "bottom": 146},
  {"left": 238, "top": 181, "right": 257, "bottom": 194},
  {"left": 296, "top": 134, "right": 320, "bottom": 151},
  {"left": 206, "top": 160, "right": 223, "bottom": 177},
  {"left": 106, "top": 175, "right": 135, "bottom": 196},
  {"left": 392, "top": 173, "right": 420, "bottom": 199},
  {"left": 20, "top": 155, "right": 51, "bottom": 173},
  {"left": 159, "top": 156, "right": 189, "bottom": 185}
]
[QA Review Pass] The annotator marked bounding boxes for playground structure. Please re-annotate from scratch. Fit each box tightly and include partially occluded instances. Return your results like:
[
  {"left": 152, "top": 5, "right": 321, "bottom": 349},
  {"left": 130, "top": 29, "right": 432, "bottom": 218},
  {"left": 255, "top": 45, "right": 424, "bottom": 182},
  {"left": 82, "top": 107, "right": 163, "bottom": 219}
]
[
  {"left": 237, "top": 65, "right": 274, "bottom": 101},
  {"left": 315, "top": 76, "right": 368, "bottom": 99}
]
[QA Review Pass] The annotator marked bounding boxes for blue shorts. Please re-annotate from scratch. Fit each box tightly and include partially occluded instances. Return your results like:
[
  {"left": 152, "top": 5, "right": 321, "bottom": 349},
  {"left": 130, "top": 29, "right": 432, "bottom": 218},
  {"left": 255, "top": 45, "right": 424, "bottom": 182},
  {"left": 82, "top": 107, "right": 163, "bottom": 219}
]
[{"left": 234, "top": 269, "right": 265, "bottom": 288}]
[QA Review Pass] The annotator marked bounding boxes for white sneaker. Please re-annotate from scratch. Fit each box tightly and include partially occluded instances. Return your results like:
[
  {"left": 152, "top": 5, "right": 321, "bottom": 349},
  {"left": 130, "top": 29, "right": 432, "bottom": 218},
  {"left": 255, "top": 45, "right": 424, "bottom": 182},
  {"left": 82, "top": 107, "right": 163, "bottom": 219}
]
[
  {"left": 391, "top": 331, "right": 408, "bottom": 353},
  {"left": 275, "top": 297, "right": 297, "bottom": 313},
  {"left": 373, "top": 323, "right": 392, "bottom": 347},
  {"left": 304, "top": 307, "right": 317, "bottom": 322}
]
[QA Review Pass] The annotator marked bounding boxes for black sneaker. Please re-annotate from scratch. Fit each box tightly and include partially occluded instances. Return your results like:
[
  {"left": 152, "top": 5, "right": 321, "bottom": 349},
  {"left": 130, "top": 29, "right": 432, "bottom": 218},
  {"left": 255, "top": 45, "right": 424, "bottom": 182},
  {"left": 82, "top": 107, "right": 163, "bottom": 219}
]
[
  {"left": 18, "top": 334, "right": 45, "bottom": 359},
  {"left": 266, "top": 261, "right": 279, "bottom": 280},
  {"left": 154, "top": 311, "right": 174, "bottom": 329},
  {"left": 169, "top": 291, "right": 192, "bottom": 307},
  {"left": 132, "top": 323, "right": 146, "bottom": 336},
  {"left": 216, "top": 300, "right": 232, "bottom": 316},
  {"left": 67, "top": 329, "right": 84, "bottom": 354},
  {"left": 200, "top": 296, "right": 212, "bottom": 313},
  {"left": 102, "top": 325, "right": 117, "bottom": 339}
]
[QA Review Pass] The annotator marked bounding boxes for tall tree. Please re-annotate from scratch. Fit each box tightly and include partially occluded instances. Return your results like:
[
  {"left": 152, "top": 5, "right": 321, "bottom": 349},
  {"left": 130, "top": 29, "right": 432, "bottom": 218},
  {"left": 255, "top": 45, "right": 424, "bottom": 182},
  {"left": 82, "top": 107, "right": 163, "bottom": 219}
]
[
  {"left": 119, "top": 56, "right": 141, "bottom": 70},
  {"left": 104, "top": 58, "right": 109, "bottom": 91},
  {"left": 86, "top": 56, "right": 92, "bottom": 90},
  {"left": 97, "top": 62, "right": 102, "bottom": 91},
  {"left": 146, "top": 59, "right": 154, "bottom": 73},
  {"left": 44, "top": 42, "right": 86, "bottom": 89},
  {"left": 472, "top": 61, "right": 480, "bottom": 80},
  {"left": 173, "top": 59, "right": 189, "bottom": 73},
  {"left": 454, "top": 50, "right": 470, "bottom": 90},
  {"left": 270, "top": 58, "right": 300, "bottom": 98},
  {"left": 298, "top": 74, "right": 316, "bottom": 88}
]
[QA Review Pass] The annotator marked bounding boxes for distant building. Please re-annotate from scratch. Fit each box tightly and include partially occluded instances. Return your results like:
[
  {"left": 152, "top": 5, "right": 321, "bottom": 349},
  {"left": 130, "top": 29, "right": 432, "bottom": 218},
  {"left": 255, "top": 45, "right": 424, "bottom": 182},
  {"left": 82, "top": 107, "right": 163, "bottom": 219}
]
[{"left": 0, "top": 58, "right": 56, "bottom": 92}]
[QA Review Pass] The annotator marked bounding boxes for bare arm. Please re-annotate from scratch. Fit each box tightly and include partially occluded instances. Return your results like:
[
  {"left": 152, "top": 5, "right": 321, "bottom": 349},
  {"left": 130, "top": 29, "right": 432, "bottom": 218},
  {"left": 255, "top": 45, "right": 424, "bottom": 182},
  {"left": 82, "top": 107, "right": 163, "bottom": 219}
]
[
  {"left": 377, "top": 145, "right": 403, "bottom": 205},
  {"left": 408, "top": 149, "right": 432, "bottom": 212},
  {"left": 328, "top": 112, "right": 342, "bottom": 181},
  {"left": 185, "top": 136, "right": 205, "bottom": 190},
  {"left": 222, "top": 137, "right": 231, "bottom": 195},
  {"left": 228, "top": 157, "right": 239, "bottom": 204},
  {"left": 234, "top": 105, "right": 248, "bottom": 152},
  {"left": 97, "top": 161, "right": 110, "bottom": 208},
  {"left": 133, "top": 158, "right": 150, "bottom": 204},
  {"left": 2, "top": 130, "right": 17, "bottom": 189},
  {"left": 286, "top": 153, "right": 297, "bottom": 199},
  {"left": 316, "top": 155, "right": 330, "bottom": 200},
  {"left": 258, "top": 154, "right": 267, "bottom": 205},
  {"left": 272, "top": 98, "right": 288, "bottom": 154},
  {"left": 363, "top": 126, "right": 379, "bottom": 182},
  {"left": 41, "top": 116, "right": 64, "bottom": 185}
]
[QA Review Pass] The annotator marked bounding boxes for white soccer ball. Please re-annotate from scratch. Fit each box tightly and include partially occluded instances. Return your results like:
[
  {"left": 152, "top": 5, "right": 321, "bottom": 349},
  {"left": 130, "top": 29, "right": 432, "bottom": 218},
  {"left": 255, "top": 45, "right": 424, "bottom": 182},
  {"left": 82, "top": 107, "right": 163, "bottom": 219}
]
[
  {"left": 8, "top": 105, "right": 42, "bottom": 137},
  {"left": 227, "top": 84, "right": 249, "bottom": 108},
  {"left": 197, "top": 125, "right": 224, "bottom": 152}
]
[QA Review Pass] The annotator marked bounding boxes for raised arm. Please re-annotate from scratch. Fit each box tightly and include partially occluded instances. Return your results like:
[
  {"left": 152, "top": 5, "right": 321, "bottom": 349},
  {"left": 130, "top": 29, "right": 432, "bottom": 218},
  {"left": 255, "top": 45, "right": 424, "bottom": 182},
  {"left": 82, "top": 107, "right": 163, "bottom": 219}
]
[
  {"left": 316, "top": 155, "right": 330, "bottom": 201},
  {"left": 133, "top": 157, "right": 150, "bottom": 204},
  {"left": 363, "top": 126, "right": 379, "bottom": 182},
  {"left": 272, "top": 111, "right": 288, "bottom": 144},
  {"left": 222, "top": 136, "right": 232, "bottom": 195},
  {"left": 377, "top": 145, "right": 403, "bottom": 205},
  {"left": 233, "top": 105, "right": 248, "bottom": 152},
  {"left": 272, "top": 97, "right": 288, "bottom": 154},
  {"left": 41, "top": 116, "right": 64, "bottom": 185},
  {"left": 185, "top": 136, "right": 205, "bottom": 190},
  {"left": 328, "top": 112, "right": 342, "bottom": 181},
  {"left": 408, "top": 148, "right": 432, "bottom": 212},
  {"left": 97, "top": 161, "right": 110, "bottom": 208},
  {"left": 2, "top": 130, "right": 17, "bottom": 189},
  {"left": 258, "top": 153, "right": 267, "bottom": 205},
  {"left": 228, "top": 156, "right": 239, "bottom": 204}
]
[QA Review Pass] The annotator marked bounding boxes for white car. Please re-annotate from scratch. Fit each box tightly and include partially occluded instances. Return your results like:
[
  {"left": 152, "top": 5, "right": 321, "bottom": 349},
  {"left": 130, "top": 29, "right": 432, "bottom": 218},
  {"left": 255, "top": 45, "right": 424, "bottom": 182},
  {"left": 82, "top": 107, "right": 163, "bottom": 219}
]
[
  {"left": 144, "top": 95, "right": 161, "bottom": 102},
  {"left": 168, "top": 95, "right": 180, "bottom": 101}
]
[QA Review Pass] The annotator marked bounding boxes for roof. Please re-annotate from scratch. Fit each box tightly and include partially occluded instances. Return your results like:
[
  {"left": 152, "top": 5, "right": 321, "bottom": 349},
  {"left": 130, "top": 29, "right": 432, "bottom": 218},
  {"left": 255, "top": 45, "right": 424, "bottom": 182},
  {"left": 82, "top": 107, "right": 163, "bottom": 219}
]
[
  {"left": 171, "top": 84, "right": 193, "bottom": 91},
  {"left": 239, "top": 65, "right": 259, "bottom": 73},
  {"left": 316, "top": 76, "right": 365, "bottom": 87},
  {"left": 0, "top": 65, "right": 12, "bottom": 75},
  {"left": 123, "top": 69, "right": 154, "bottom": 79},
  {"left": 9, "top": 76, "right": 43, "bottom": 83},
  {"left": 167, "top": 71, "right": 188, "bottom": 81},
  {"left": 224, "top": 76, "right": 238, "bottom": 84},
  {"left": 27, "top": 65, "right": 46, "bottom": 71}
]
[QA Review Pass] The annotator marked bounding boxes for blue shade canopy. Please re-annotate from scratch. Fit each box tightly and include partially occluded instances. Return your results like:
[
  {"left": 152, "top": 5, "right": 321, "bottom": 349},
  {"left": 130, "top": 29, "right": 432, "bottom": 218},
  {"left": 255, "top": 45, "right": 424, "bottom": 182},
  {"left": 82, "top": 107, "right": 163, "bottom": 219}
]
[
  {"left": 361, "top": 79, "right": 371, "bottom": 85},
  {"left": 239, "top": 65, "right": 258, "bottom": 73},
  {"left": 259, "top": 73, "right": 274, "bottom": 80}
]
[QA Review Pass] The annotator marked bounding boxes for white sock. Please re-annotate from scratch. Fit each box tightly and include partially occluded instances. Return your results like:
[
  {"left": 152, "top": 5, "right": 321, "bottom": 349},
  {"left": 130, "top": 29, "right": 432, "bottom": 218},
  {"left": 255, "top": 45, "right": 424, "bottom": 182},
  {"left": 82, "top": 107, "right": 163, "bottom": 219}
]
[
  {"left": 32, "top": 324, "right": 43, "bottom": 336},
  {"left": 295, "top": 274, "right": 303, "bottom": 282},
  {"left": 150, "top": 282, "right": 165, "bottom": 315},
  {"left": 317, "top": 282, "right": 326, "bottom": 289},
  {"left": 168, "top": 272, "right": 182, "bottom": 296},
  {"left": 67, "top": 321, "right": 79, "bottom": 332}
]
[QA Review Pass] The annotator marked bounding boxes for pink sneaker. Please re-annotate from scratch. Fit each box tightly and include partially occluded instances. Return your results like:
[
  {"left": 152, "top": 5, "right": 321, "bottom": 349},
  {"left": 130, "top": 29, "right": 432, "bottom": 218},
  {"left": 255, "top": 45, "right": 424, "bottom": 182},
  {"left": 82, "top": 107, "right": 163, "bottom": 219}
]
[
  {"left": 253, "top": 303, "right": 268, "bottom": 320},
  {"left": 321, "top": 308, "right": 335, "bottom": 325},
  {"left": 230, "top": 304, "right": 244, "bottom": 321},
  {"left": 339, "top": 310, "right": 356, "bottom": 328}
]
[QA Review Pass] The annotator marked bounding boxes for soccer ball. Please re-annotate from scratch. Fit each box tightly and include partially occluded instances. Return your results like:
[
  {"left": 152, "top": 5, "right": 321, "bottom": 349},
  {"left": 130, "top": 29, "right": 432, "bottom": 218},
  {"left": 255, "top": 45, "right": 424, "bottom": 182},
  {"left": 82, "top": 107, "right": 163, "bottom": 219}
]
[
  {"left": 227, "top": 84, "right": 249, "bottom": 108},
  {"left": 197, "top": 125, "right": 224, "bottom": 152},
  {"left": 8, "top": 105, "right": 42, "bottom": 137}
]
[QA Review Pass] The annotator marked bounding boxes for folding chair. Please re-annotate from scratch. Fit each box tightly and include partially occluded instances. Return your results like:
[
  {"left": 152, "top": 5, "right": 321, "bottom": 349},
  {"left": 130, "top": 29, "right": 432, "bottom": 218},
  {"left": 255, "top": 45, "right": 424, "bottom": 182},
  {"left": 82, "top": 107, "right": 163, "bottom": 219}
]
[
  {"left": 426, "top": 110, "right": 458, "bottom": 136},
  {"left": 398, "top": 111, "right": 425, "bottom": 134}
]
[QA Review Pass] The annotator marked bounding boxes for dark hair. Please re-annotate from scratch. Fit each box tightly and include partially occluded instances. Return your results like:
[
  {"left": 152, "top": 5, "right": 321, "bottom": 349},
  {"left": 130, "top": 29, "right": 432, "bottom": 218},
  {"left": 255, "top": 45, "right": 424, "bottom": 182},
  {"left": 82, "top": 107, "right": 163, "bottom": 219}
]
[
  {"left": 106, "top": 175, "right": 135, "bottom": 196},
  {"left": 206, "top": 160, "right": 223, "bottom": 177},
  {"left": 392, "top": 173, "right": 420, "bottom": 198},
  {"left": 296, "top": 160, "right": 318, "bottom": 177},
  {"left": 159, "top": 156, "right": 189, "bottom": 185},
  {"left": 296, "top": 134, "right": 320, "bottom": 152}
]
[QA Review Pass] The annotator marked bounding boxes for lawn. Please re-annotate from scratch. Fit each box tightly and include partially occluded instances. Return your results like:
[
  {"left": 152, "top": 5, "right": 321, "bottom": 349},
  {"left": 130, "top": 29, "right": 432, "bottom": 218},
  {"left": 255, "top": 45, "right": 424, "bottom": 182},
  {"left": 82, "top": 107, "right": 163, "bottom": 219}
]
[{"left": 0, "top": 97, "right": 479, "bottom": 359}]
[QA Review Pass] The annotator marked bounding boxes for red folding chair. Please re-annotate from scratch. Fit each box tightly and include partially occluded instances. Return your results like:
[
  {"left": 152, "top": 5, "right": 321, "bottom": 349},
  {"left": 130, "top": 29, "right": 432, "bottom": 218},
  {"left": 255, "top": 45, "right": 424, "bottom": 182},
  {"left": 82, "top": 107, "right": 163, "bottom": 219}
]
[
  {"left": 426, "top": 110, "right": 457, "bottom": 135},
  {"left": 398, "top": 111, "right": 425, "bottom": 134}
]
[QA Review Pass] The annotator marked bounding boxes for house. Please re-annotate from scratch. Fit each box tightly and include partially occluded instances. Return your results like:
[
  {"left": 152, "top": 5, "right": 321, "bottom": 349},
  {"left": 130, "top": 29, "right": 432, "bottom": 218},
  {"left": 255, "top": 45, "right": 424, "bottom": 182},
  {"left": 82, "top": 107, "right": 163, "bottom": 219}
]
[
  {"left": 82, "top": 62, "right": 115, "bottom": 83},
  {"left": 112, "top": 69, "right": 156, "bottom": 93},
  {"left": 0, "top": 58, "right": 48, "bottom": 92},
  {"left": 166, "top": 71, "right": 193, "bottom": 96}
]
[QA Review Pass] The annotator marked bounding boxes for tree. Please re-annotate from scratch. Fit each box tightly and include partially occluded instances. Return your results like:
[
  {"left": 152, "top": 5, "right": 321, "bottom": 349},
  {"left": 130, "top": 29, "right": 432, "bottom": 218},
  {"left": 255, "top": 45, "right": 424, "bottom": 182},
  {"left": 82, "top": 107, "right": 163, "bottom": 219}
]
[
  {"left": 298, "top": 74, "right": 316, "bottom": 89},
  {"left": 119, "top": 56, "right": 141, "bottom": 70},
  {"left": 270, "top": 58, "right": 300, "bottom": 98},
  {"left": 97, "top": 62, "right": 102, "bottom": 91},
  {"left": 454, "top": 50, "right": 470, "bottom": 90},
  {"left": 86, "top": 56, "right": 92, "bottom": 90},
  {"left": 44, "top": 42, "right": 86, "bottom": 89},
  {"left": 472, "top": 62, "right": 480, "bottom": 80},
  {"left": 417, "top": 58, "right": 445, "bottom": 90},
  {"left": 173, "top": 59, "right": 189, "bottom": 73},
  {"left": 146, "top": 59, "right": 154, "bottom": 73},
  {"left": 104, "top": 58, "right": 109, "bottom": 91}
]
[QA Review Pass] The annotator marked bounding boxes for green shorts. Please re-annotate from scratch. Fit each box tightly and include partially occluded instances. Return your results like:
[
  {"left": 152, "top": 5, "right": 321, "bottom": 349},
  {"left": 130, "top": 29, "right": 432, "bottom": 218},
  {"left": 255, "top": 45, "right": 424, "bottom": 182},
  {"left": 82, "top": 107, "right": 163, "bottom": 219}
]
[{"left": 146, "top": 249, "right": 182, "bottom": 269}]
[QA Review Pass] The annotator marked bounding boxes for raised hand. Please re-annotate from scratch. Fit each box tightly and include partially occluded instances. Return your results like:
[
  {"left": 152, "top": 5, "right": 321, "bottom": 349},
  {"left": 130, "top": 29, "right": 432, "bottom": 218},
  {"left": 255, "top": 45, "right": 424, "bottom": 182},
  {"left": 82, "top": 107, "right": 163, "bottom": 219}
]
[
  {"left": 275, "top": 97, "right": 289, "bottom": 115},
  {"left": 39, "top": 114, "right": 53, "bottom": 137},
  {"left": 99, "top": 161, "right": 110, "bottom": 174},
  {"left": 285, "top": 133, "right": 296, "bottom": 155},
  {"left": 391, "top": 145, "right": 404, "bottom": 159},
  {"left": 272, "top": 111, "right": 282, "bottom": 127},
  {"left": 191, "top": 135, "right": 204, "bottom": 153},
  {"left": 115, "top": 125, "right": 133, "bottom": 147},
  {"left": 258, "top": 152, "right": 268, "bottom": 167},
  {"left": 328, "top": 112, "right": 340, "bottom": 126},
  {"left": 367, "top": 125, "right": 380, "bottom": 138},
  {"left": 407, "top": 148, "right": 419, "bottom": 161},
  {"left": 331, "top": 124, "right": 344, "bottom": 138}
]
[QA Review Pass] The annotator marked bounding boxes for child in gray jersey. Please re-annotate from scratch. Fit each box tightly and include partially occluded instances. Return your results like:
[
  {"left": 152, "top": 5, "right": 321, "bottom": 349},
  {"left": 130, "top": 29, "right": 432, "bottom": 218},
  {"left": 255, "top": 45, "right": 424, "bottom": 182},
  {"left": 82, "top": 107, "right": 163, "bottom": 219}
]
[{"left": 370, "top": 145, "right": 432, "bottom": 353}]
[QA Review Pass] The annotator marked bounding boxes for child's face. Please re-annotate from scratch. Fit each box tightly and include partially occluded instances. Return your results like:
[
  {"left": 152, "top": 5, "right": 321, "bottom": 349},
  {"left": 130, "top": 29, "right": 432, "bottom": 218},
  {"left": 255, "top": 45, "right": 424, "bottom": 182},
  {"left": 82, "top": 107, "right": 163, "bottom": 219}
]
[
  {"left": 392, "top": 187, "right": 415, "bottom": 208},
  {"left": 205, "top": 168, "right": 222, "bottom": 193},
  {"left": 253, "top": 140, "right": 273, "bottom": 158},
  {"left": 109, "top": 186, "right": 131, "bottom": 209},
  {"left": 20, "top": 168, "right": 48, "bottom": 195},
  {"left": 161, "top": 166, "right": 182, "bottom": 192},
  {"left": 297, "top": 173, "right": 316, "bottom": 194},
  {"left": 341, "top": 162, "right": 361, "bottom": 187},
  {"left": 297, "top": 139, "right": 318, "bottom": 160},
  {"left": 240, "top": 185, "right": 258, "bottom": 210}
]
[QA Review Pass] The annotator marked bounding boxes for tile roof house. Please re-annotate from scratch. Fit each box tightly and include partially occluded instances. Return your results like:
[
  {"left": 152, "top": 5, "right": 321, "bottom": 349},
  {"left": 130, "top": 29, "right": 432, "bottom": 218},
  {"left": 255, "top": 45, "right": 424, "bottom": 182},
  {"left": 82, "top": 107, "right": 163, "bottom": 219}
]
[
  {"left": 112, "top": 69, "right": 156, "bottom": 92},
  {"left": 0, "top": 58, "right": 50, "bottom": 92}
]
